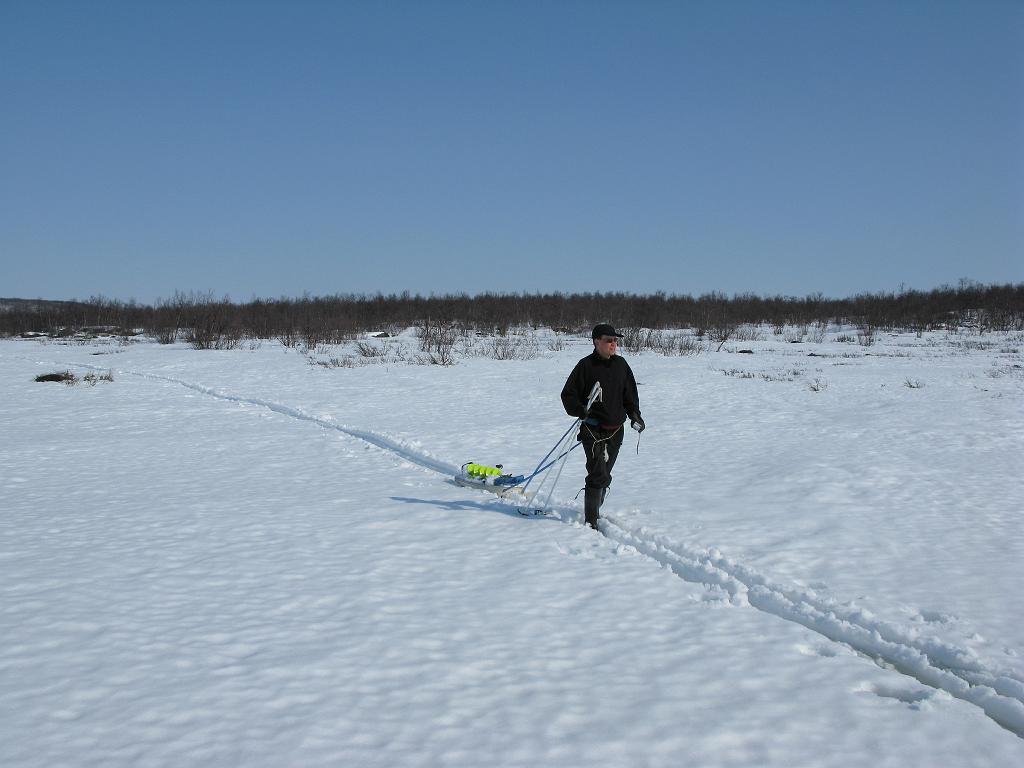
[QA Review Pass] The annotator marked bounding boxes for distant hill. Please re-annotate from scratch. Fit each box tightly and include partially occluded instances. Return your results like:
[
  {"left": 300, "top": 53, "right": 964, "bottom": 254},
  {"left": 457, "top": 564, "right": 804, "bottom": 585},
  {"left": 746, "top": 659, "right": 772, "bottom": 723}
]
[{"left": 0, "top": 297, "right": 91, "bottom": 312}]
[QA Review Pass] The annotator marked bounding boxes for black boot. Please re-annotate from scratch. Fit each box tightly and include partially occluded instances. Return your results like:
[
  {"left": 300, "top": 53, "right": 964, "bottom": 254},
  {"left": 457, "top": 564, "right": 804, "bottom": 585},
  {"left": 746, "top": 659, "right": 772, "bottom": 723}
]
[{"left": 584, "top": 487, "right": 602, "bottom": 530}]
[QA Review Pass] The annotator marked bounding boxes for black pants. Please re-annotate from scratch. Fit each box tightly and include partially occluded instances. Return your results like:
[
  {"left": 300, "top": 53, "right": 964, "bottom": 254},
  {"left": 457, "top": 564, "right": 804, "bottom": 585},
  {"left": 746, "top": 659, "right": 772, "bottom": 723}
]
[{"left": 579, "top": 424, "right": 624, "bottom": 490}]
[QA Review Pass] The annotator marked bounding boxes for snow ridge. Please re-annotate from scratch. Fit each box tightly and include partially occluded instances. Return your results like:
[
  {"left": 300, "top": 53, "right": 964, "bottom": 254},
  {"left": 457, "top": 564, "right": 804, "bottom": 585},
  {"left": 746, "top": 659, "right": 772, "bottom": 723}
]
[{"left": 53, "top": 359, "right": 1024, "bottom": 739}]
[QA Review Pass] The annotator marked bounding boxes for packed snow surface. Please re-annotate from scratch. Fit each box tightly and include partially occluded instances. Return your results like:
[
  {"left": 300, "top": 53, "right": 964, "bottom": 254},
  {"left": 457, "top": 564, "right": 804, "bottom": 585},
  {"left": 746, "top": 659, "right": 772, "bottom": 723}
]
[{"left": 2, "top": 328, "right": 1023, "bottom": 767}]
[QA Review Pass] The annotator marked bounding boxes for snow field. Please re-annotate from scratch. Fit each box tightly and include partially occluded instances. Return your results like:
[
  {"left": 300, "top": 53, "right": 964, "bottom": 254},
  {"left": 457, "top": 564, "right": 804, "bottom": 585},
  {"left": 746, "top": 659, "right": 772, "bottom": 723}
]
[{"left": 2, "top": 330, "right": 1023, "bottom": 766}]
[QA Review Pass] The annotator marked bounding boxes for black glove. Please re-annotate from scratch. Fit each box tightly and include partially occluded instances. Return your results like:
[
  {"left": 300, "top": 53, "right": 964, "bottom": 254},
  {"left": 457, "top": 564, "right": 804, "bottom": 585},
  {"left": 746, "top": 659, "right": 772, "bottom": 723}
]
[{"left": 629, "top": 413, "right": 645, "bottom": 433}]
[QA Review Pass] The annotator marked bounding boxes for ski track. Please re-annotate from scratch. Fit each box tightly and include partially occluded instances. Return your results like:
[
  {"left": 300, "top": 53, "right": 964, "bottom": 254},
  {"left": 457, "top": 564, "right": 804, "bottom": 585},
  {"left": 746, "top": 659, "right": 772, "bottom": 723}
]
[{"left": 42, "top": 358, "right": 1024, "bottom": 739}]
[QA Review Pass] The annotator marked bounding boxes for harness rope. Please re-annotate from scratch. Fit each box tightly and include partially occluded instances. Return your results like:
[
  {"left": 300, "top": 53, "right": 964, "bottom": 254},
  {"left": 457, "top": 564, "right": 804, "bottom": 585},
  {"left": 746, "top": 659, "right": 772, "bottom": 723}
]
[{"left": 582, "top": 423, "right": 623, "bottom": 465}]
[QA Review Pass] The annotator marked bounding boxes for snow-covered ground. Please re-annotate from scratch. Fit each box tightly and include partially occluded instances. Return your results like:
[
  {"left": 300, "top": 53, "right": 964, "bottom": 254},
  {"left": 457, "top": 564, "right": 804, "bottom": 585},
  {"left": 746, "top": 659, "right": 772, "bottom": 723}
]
[{"left": 2, "top": 328, "right": 1022, "bottom": 767}]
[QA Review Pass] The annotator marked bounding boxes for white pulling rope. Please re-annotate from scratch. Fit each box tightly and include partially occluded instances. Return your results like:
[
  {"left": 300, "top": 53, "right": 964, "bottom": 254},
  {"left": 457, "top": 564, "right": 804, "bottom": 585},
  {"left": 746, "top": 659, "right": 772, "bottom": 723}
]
[
  {"left": 538, "top": 438, "right": 572, "bottom": 514},
  {"left": 519, "top": 381, "right": 603, "bottom": 516},
  {"left": 519, "top": 425, "right": 577, "bottom": 513}
]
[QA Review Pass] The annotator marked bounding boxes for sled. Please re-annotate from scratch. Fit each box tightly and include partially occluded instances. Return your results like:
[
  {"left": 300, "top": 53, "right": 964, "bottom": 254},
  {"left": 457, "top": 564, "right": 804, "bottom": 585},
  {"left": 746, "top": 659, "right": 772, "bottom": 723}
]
[
  {"left": 453, "top": 383, "right": 603, "bottom": 519},
  {"left": 453, "top": 462, "right": 530, "bottom": 498}
]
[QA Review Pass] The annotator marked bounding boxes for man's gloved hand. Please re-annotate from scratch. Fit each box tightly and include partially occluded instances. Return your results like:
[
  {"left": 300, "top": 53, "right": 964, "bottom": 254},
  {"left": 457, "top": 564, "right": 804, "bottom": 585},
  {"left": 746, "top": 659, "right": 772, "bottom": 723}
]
[{"left": 629, "top": 413, "right": 645, "bottom": 433}]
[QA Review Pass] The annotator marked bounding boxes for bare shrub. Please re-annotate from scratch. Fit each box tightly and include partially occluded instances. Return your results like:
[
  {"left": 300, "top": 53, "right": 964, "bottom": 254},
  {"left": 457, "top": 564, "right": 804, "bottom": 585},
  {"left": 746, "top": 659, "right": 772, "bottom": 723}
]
[
  {"left": 414, "top": 345, "right": 456, "bottom": 367},
  {"left": 277, "top": 329, "right": 300, "bottom": 348},
  {"left": 356, "top": 341, "right": 387, "bottom": 358},
  {"left": 309, "top": 356, "right": 356, "bottom": 368},
  {"left": 622, "top": 327, "right": 674, "bottom": 355},
  {"left": 149, "top": 291, "right": 190, "bottom": 343},
  {"left": 115, "top": 328, "right": 139, "bottom": 346},
  {"left": 959, "top": 339, "right": 994, "bottom": 351},
  {"left": 490, "top": 337, "right": 517, "bottom": 360},
  {"left": 679, "top": 334, "right": 704, "bottom": 355},
  {"left": 904, "top": 378, "right": 924, "bottom": 389},
  {"left": 709, "top": 321, "right": 739, "bottom": 351},
  {"left": 415, "top": 318, "right": 458, "bottom": 365},
  {"left": 184, "top": 293, "right": 242, "bottom": 350},
  {"left": 383, "top": 340, "right": 408, "bottom": 362},
  {"left": 297, "top": 342, "right": 329, "bottom": 357},
  {"left": 456, "top": 336, "right": 487, "bottom": 358},
  {"left": 834, "top": 333, "right": 856, "bottom": 343},
  {"left": 720, "top": 368, "right": 756, "bottom": 379},
  {"left": 733, "top": 324, "right": 764, "bottom": 342},
  {"left": 82, "top": 370, "right": 114, "bottom": 386},
  {"left": 783, "top": 327, "right": 806, "bottom": 343},
  {"left": 655, "top": 332, "right": 703, "bottom": 356},
  {"left": 617, "top": 326, "right": 636, "bottom": 350},
  {"left": 155, "top": 327, "right": 179, "bottom": 344},
  {"left": 490, "top": 333, "right": 539, "bottom": 360},
  {"left": 411, "top": 350, "right": 456, "bottom": 366},
  {"left": 808, "top": 377, "right": 828, "bottom": 392},
  {"left": 619, "top": 326, "right": 645, "bottom": 354},
  {"left": 986, "top": 365, "right": 1024, "bottom": 379},
  {"left": 546, "top": 333, "right": 565, "bottom": 351},
  {"left": 429, "top": 346, "right": 457, "bottom": 366},
  {"left": 856, "top": 325, "right": 876, "bottom": 346},
  {"left": 808, "top": 322, "right": 828, "bottom": 344},
  {"left": 636, "top": 327, "right": 708, "bottom": 356},
  {"left": 759, "top": 368, "right": 802, "bottom": 382}
]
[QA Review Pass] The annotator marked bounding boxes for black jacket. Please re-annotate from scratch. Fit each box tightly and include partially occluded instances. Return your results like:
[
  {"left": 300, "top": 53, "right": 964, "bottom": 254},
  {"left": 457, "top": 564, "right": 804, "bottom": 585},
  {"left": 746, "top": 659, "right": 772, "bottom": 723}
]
[{"left": 561, "top": 351, "right": 641, "bottom": 426}]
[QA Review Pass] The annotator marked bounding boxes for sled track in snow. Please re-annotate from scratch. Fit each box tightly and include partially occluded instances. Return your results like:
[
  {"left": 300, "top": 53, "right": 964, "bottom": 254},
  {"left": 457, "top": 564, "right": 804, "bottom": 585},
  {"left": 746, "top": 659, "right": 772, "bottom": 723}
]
[
  {"left": 126, "top": 368, "right": 461, "bottom": 477},
  {"left": 58, "top": 361, "right": 1024, "bottom": 738},
  {"left": 597, "top": 518, "right": 1024, "bottom": 738}
]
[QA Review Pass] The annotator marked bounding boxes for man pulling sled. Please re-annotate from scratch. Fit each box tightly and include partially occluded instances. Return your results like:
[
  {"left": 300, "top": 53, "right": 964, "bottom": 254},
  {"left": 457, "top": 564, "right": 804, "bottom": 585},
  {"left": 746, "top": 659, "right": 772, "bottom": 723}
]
[
  {"left": 560, "top": 324, "right": 645, "bottom": 529},
  {"left": 455, "top": 323, "right": 644, "bottom": 529}
]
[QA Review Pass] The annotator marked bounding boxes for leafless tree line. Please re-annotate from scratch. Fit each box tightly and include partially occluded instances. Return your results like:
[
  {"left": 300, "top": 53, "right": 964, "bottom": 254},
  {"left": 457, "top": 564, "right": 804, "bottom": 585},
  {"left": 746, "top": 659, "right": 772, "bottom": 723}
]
[{"left": 2, "top": 282, "right": 1022, "bottom": 347}]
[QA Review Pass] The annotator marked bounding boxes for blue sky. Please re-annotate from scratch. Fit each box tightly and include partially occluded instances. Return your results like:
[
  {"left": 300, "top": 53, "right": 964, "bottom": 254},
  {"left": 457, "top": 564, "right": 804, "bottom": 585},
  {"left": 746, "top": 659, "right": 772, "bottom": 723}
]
[{"left": 2, "top": 0, "right": 1021, "bottom": 303}]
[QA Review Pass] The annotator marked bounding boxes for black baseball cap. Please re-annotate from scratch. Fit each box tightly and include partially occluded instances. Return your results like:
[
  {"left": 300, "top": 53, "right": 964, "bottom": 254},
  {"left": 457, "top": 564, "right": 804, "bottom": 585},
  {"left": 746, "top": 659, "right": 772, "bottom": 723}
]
[{"left": 592, "top": 323, "right": 623, "bottom": 339}]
